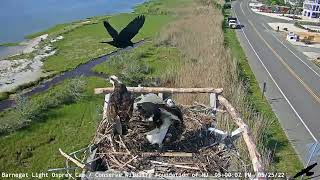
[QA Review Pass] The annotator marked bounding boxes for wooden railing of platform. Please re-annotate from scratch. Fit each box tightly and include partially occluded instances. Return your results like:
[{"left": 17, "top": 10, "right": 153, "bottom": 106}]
[{"left": 94, "top": 87, "right": 265, "bottom": 174}]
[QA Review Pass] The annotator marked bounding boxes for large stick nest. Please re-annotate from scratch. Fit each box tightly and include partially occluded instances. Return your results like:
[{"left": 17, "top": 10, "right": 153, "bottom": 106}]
[{"left": 93, "top": 103, "right": 234, "bottom": 175}]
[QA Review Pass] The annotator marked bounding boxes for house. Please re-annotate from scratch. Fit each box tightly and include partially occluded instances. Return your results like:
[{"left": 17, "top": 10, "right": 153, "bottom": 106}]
[
  {"left": 303, "top": 0, "right": 320, "bottom": 18},
  {"left": 249, "top": 2, "right": 264, "bottom": 11}
]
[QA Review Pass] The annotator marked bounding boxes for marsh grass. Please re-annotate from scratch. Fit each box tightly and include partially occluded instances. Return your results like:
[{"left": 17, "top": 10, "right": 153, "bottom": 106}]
[
  {"left": 93, "top": 43, "right": 182, "bottom": 86},
  {"left": 154, "top": 0, "right": 289, "bottom": 172},
  {"left": 0, "top": 77, "right": 106, "bottom": 173}
]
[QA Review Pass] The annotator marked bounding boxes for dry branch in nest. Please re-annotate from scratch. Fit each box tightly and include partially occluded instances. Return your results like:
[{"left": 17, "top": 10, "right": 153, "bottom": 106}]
[{"left": 94, "top": 103, "right": 244, "bottom": 175}]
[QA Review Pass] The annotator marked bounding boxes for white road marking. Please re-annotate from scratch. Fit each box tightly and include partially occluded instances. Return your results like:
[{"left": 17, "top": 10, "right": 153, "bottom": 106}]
[
  {"left": 261, "top": 23, "right": 320, "bottom": 78},
  {"left": 233, "top": 1, "right": 318, "bottom": 143}
]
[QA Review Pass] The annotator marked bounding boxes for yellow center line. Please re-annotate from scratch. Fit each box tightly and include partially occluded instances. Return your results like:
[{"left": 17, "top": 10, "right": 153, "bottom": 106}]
[{"left": 239, "top": 3, "right": 320, "bottom": 104}]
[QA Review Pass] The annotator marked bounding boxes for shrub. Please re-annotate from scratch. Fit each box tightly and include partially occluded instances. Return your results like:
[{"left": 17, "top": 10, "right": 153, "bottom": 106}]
[
  {"left": 0, "top": 92, "right": 9, "bottom": 101},
  {"left": 15, "top": 77, "right": 86, "bottom": 123}
]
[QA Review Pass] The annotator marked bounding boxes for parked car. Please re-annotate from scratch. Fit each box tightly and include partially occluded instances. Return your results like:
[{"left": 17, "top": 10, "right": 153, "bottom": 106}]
[
  {"left": 227, "top": 17, "right": 237, "bottom": 23},
  {"left": 227, "top": 17, "right": 238, "bottom": 29}
]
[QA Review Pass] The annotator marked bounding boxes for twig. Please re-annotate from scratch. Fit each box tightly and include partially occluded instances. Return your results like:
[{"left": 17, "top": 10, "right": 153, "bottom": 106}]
[
  {"left": 96, "top": 152, "right": 131, "bottom": 155},
  {"left": 150, "top": 160, "right": 200, "bottom": 170},
  {"left": 48, "top": 167, "right": 78, "bottom": 172},
  {"left": 119, "top": 156, "right": 138, "bottom": 169},
  {"left": 118, "top": 136, "right": 132, "bottom": 156},
  {"left": 112, "top": 156, "right": 136, "bottom": 169},
  {"left": 69, "top": 146, "right": 90, "bottom": 155},
  {"left": 200, "top": 163, "right": 208, "bottom": 172},
  {"left": 199, "top": 142, "right": 218, "bottom": 152},
  {"left": 107, "top": 135, "right": 116, "bottom": 152},
  {"left": 59, "top": 148, "right": 87, "bottom": 170},
  {"left": 142, "top": 152, "right": 193, "bottom": 157},
  {"left": 108, "top": 155, "right": 123, "bottom": 167}
]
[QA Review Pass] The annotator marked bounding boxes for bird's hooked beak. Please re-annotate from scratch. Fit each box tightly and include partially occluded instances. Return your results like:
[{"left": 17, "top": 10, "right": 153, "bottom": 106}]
[
  {"left": 109, "top": 77, "right": 115, "bottom": 87},
  {"left": 166, "top": 99, "right": 175, "bottom": 107},
  {"left": 109, "top": 75, "right": 121, "bottom": 87}
]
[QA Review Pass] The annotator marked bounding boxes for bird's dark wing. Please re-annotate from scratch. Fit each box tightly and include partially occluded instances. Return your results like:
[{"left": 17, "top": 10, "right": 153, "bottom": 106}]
[
  {"left": 103, "top": 21, "right": 118, "bottom": 39},
  {"left": 293, "top": 171, "right": 304, "bottom": 178},
  {"left": 293, "top": 163, "right": 317, "bottom": 178},
  {"left": 118, "top": 15, "right": 145, "bottom": 41},
  {"left": 120, "top": 91, "right": 134, "bottom": 120},
  {"left": 306, "top": 163, "right": 317, "bottom": 171}
]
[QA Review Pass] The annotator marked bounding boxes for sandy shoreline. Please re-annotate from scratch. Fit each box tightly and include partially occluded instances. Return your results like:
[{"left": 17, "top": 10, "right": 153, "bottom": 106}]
[{"left": 0, "top": 34, "right": 62, "bottom": 93}]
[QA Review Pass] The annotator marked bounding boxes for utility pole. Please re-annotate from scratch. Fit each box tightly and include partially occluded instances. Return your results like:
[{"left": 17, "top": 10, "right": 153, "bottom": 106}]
[{"left": 262, "top": 82, "right": 267, "bottom": 98}]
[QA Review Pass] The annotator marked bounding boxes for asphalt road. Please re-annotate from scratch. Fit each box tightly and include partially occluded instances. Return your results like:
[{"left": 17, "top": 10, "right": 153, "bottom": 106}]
[{"left": 232, "top": 0, "right": 320, "bottom": 171}]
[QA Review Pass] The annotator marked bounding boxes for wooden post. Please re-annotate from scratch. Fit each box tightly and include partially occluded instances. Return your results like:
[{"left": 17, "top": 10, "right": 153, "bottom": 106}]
[
  {"left": 209, "top": 93, "right": 217, "bottom": 121},
  {"left": 217, "top": 95, "right": 265, "bottom": 174},
  {"left": 103, "top": 94, "right": 110, "bottom": 120},
  {"left": 209, "top": 93, "right": 217, "bottom": 111},
  {"left": 262, "top": 82, "right": 267, "bottom": 98},
  {"left": 95, "top": 87, "right": 223, "bottom": 94},
  {"left": 158, "top": 93, "right": 163, "bottom": 100}
]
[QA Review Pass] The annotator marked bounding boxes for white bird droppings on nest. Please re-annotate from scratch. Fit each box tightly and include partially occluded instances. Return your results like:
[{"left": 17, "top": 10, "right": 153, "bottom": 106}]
[{"left": 93, "top": 103, "right": 248, "bottom": 176}]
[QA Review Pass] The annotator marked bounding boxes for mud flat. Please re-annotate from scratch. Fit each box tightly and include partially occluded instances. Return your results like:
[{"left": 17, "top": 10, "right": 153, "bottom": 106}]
[{"left": 0, "top": 34, "right": 58, "bottom": 93}]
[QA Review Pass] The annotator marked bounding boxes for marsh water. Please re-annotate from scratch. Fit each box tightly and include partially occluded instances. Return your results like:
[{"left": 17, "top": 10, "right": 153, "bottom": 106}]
[
  {"left": 0, "top": 0, "right": 145, "bottom": 58},
  {"left": 0, "top": 0, "right": 146, "bottom": 110},
  {"left": 0, "top": 42, "right": 144, "bottom": 111},
  {"left": 0, "top": 0, "right": 145, "bottom": 43}
]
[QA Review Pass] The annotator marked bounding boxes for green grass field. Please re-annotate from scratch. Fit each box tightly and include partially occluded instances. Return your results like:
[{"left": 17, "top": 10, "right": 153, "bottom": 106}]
[
  {"left": 0, "top": 1, "right": 175, "bottom": 101},
  {"left": 223, "top": 9, "right": 302, "bottom": 173},
  {"left": 0, "top": 77, "right": 106, "bottom": 173},
  {"left": 42, "top": 14, "right": 172, "bottom": 74},
  {"left": 92, "top": 43, "right": 181, "bottom": 85},
  {"left": 0, "top": 0, "right": 179, "bottom": 173}
]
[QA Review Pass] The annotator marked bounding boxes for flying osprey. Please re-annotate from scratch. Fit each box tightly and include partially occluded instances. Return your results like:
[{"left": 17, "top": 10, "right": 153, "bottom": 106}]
[
  {"left": 134, "top": 94, "right": 184, "bottom": 148},
  {"left": 107, "top": 75, "right": 133, "bottom": 135},
  {"left": 292, "top": 163, "right": 318, "bottom": 179},
  {"left": 101, "top": 15, "right": 145, "bottom": 48}
]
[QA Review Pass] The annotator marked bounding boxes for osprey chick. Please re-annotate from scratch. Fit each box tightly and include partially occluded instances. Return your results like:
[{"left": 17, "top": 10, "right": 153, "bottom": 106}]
[{"left": 107, "top": 75, "right": 133, "bottom": 135}]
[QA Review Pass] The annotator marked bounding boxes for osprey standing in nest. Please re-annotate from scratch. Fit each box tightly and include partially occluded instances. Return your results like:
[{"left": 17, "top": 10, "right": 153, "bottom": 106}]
[{"left": 107, "top": 75, "right": 133, "bottom": 135}]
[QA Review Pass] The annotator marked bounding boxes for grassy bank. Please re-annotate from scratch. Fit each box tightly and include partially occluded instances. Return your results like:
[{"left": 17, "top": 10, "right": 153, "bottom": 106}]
[
  {"left": 92, "top": 44, "right": 181, "bottom": 85},
  {"left": 0, "top": 11, "right": 172, "bottom": 102},
  {"left": 0, "top": 1, "right": 175, "bottom": 98},
  {"left": 0, "top": 92, "right": 9, "bottom": 101},
  {"left": 224, "top": 9, "right": 302, "bottom": 173},
  {"left": 0, "top": 77, "right": 106, "bottom": 173},
  {"left": 0, "top": 42, "right": 20, "bottom": 47},
  {"left": 0, "top": 0, "right": 179, "bottom": 174}
]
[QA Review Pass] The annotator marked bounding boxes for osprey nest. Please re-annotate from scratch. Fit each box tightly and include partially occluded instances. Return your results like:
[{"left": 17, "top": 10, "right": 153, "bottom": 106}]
[{"left": 93, "top": 101, "right": 245, "bottom": 175}]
